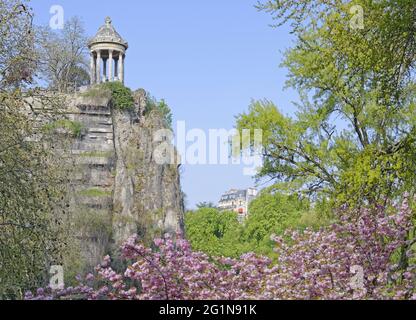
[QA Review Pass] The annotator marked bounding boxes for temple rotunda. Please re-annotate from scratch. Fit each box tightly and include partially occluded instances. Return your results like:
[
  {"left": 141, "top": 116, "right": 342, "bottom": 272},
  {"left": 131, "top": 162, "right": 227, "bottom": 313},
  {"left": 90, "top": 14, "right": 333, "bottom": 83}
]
[{"left": 88, "top": 17, "right": 128, "bottom": 84}]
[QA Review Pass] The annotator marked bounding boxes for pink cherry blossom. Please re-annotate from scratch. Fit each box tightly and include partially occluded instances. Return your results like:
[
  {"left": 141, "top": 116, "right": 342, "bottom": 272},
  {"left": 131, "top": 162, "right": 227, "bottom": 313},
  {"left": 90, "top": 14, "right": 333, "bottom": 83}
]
[{"left": 26, "top": 196, "right": 415, "bottom": 300}]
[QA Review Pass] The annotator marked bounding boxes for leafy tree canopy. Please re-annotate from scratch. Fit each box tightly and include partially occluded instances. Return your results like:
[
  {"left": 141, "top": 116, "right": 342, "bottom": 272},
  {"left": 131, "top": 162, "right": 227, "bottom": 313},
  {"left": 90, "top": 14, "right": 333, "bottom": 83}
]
[
  {"left": 237, "top": 0, "right": 416, "bottom": 206},
  {"left": 185, "top": 208, "right": 243, "bottom": 258},
  {"left": 185, "top": 193, "right": 326, "bottom": 258}
]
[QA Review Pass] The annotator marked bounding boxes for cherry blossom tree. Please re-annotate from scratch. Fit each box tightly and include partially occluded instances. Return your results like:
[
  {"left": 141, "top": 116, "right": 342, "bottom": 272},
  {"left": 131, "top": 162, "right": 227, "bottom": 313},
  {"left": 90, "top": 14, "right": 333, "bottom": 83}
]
[{"left": 26, "top": 197, "right": 415, "bottom": 300}]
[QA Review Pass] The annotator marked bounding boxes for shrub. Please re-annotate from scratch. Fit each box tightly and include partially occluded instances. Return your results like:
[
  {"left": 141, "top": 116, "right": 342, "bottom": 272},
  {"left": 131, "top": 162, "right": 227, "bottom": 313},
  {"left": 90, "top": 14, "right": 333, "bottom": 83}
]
[
  {"left": 145, "top": 94, "right": 173, "bottom": 127},
  {"left": 101, "top": 82, "right": 134, "bottom": 110},
  {"left": 43, "top": 119, "right": 84, "bottom": 138}
]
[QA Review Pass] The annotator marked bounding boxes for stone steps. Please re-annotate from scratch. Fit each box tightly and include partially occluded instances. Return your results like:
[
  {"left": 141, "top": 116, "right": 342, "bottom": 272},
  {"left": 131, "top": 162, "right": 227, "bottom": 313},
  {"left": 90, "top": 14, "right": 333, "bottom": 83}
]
[
  {"left": 74, "top": 156, "right": 114, "bottom": 166},
  {"left": 77, "top": 105, "right": 112, "bottom": 115},
  {"left": 72, "top": 141, "right": 114, "bottom": 152},
  {"left": 71, "top": 149, "right": 114, "bottom": 156},
  {"left": 85, "top": 133, "right": 113, "bottom": 140},
  {"left": 71, "top": 172, "right": 114, "bottom": 187},
  {"left": 88, "top": 127, "right": 113, "bottom": 134}
]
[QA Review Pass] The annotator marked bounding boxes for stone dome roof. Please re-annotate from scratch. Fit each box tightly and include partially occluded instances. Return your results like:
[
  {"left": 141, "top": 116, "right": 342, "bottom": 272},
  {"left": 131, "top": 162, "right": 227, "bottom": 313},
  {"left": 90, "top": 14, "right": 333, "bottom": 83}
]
[{"left": 88, "top": 17, "right": 128, "bottom": 49}]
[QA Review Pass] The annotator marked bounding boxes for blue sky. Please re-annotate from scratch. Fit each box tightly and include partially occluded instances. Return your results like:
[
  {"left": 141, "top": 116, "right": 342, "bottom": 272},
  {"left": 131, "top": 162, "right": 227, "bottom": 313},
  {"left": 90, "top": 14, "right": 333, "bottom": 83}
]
[{"left": 31, "top": 0, "right": 299, "bottom": 209}]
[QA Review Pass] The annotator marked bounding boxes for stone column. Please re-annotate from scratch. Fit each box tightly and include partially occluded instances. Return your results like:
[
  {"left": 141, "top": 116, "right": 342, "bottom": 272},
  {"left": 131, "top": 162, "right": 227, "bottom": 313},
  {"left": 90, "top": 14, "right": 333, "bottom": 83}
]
[
  {"left": 90, "top": 52, "right": 96, "bottom": 85},
  {"left": 96, "top": 50, "right": 101, "bottom": 84},
  {"left": 108, "top": 50, "right": 113, "bottom": 81},
  {"left": 117, "top": 55, "right": 121, "bottom": 82},
  {"left": 119, "top": 54, "right": 124, "bottom": 84},
  {"left": 103, "top": 58, "right": 107, "bottom": 82},
  {"left": 114, "top": 55, "right": 119, "bottom": 81}
]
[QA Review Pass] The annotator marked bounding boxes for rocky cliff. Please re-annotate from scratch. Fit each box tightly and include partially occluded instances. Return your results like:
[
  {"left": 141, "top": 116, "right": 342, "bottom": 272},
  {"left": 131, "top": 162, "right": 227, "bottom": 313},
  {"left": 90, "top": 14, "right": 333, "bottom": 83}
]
[{"left": 52, "top": 87, "right": 184, "bottom": 271}]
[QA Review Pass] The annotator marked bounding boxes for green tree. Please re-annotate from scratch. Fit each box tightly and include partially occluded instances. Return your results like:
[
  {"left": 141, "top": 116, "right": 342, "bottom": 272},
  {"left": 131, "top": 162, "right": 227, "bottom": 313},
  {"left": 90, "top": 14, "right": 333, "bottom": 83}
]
[
  {"left": 185, "top": 208, "right": 243, "bottom": 258},
  {"left": 185, "top": 194, "right": 323, "bottom": 258},
  {"left": 240, "top": 191, "right": 324, "bottom": 257},
  {"left": 0, "top": 0, "right": 70, "bottom": 298},
  {"left": 236, "top": 0, "right": 416, "bottom": 206}
]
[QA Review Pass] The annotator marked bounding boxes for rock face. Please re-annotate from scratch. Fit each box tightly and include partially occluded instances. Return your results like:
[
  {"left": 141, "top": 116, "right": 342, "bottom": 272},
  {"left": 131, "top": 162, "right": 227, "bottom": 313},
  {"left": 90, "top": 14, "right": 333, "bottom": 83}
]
[
  {"left": 62, "top": 88, "right": 184, "bottom": 270},
  {"left": 111, "top": 89, "right": 184, "bottom": 245}
]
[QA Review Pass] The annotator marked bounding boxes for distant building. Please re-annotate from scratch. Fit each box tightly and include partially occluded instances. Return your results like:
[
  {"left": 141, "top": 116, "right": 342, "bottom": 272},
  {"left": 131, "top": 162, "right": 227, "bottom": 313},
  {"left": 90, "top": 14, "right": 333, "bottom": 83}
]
[{"left": 217, "top": 188, "right": 258, "bottom": 221}]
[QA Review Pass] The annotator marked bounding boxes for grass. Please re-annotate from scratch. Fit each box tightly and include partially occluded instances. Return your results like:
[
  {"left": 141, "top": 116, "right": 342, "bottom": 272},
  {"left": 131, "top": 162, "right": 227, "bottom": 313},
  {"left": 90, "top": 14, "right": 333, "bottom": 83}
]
[
  {"left": 43, "top": 119, "right": 84, "bottom": 138},
  {"left": 81, "top": 83, "right": 134, "bottom": 110},
  {"left": 80, "top": 85, "right": 112, "bottom": 100},
  {"left": 78, "top": 188, "right": 112, "bottom": 197},
  {"left": 78, "top": 151, "right": 114, "bottom": 158}
]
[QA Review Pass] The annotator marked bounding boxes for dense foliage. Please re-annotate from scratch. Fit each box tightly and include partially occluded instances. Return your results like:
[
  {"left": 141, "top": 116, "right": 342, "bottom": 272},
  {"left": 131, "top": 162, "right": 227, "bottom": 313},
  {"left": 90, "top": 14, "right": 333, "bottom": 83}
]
[
  {"left": 237, "top": 0, "right": 416, "bottom": 207},
  {"left": 185, "top": 193, "right": 330, "bottom": 258},
  {"left": 26, "top": 197, "right": 415, "bottom": 300},
  {"left": 0, "top": 0, "right": 71, "bottom": 299},
  {"left": 185, "top": 208, "right": 242, "bottom": 257},
  {"left": 0, "top": 91, "right": 69, "bottom": 299},
  {"left": 101, "top": 82, "right": 135, "bottom": 110},
  {"left": 240, "top": 192, "right": 321, "bottom": 256}
]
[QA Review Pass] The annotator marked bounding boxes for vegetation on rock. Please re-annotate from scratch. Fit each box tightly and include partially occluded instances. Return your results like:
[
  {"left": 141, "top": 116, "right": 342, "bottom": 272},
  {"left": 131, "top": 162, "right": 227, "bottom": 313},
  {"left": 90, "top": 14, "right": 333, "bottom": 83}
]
[
  {"left": 42, "top": 119, "right": 84, "bottom": 138},
  {"left": 145, "top": 94, "right": 173, "bottom": 128},
  {"left": 78, "top": 188, "right": 112, "bottom": 197},
  {"left": 101, "top": 82, "right": 135, "bottom": 110}
]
